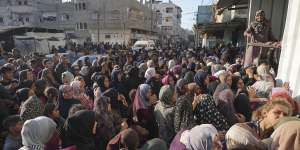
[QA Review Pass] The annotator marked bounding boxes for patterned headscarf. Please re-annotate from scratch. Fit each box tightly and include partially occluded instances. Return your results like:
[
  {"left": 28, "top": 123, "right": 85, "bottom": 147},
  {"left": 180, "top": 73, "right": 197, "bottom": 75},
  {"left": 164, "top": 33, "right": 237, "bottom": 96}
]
[
  {"left": 194, "top": 94, "right": 230, "bottom": 131},
  {"left": 20, "top": 96, "right": 43, "bottom": 122}
]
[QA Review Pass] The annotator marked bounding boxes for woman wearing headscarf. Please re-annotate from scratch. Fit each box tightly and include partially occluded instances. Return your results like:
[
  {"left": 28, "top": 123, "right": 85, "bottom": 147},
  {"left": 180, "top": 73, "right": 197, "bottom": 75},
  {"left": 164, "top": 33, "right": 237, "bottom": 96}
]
[
  {"left": 106, "top": 128, "right": 140, "bottom": 150},
  {"left": 213, "top": 83, "right": 240, "bottom": 125},
  {"left": 174, "top": 79, "right": 194, "bottom": 132},
  {"left": 244, "top": 10, "right": 277, "bottom": 67},
  {"left": 125, "top": 66, "right": 143, "bottom": 94},
  {"left": 62, "top": 110, "right": 97, "bottom": 150},
  {"left": 154, "top": 85, "right": 176, "bottom": 144},
  {"left": 94, "top": 96, "right": 116, "bottom": 150},
  {"left": 170, "top": 124, "right": 222, "bottom": 150},
  {"left": 144, "top": 67, "right": 161, "bottom": 97},
  {"left": 70, "top": 80, "right": 93, "bottom": 109},
  {"left": 239, "top": 99, "right": 292, "bottom": 141},
  {"left": 111, "top": 68, "right": 127, "bottom": 97},
  {"left": 20, "top": 96, "right": 43, "bottom": 122},
  {"left": 91, "top": 73, "right": 110, "bottom": 92},
  {"left": 40, "top": 67, "right": 59, "bottom": 88},
  {"left": 61, "top": 71, "right": 74, "bottom": 85},
  {"left": 19, "top": 69, "right": 34, "bottom": 88},
  {"left": 226, "top": 123, "right": 267, "bottom": 150},
  {"left": 58, "top": 85, "right": 80, "bottom": 119},
  {"left": 270, "top": 87, "right": 299, "bottom": 115},
  {"left": 161, "top": 73, "right": 175, "bottom": 86},
  {"left": 133, "top": 84, "right": 158, "bottom": 139},
  {"left": 103, "top": 88, "right": 129, "bottom": 118},
  {"left": 19, "top": 116, "right": 57, "bottom": 150},
  {"left": 33, "top": 79, "right": 48, "bottom": 105},
  {"left": 140, "top": 138, "right": 168, "bottom": 150},
  {"left": 193, "top": 71, "right": 230, "bottom": 131},
  {"left": 15, "top": 88, "right": 33, "bottom": 105},
  {"left": 231, "top": 76, "right": 252, "bottom": 121}
]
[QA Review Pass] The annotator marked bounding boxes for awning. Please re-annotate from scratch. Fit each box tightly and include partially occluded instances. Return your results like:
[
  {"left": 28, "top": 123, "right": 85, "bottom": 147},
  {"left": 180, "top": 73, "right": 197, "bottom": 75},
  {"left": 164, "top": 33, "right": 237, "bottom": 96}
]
[{"left": 195, "top": 21, "right": 245, "bottom": 32}]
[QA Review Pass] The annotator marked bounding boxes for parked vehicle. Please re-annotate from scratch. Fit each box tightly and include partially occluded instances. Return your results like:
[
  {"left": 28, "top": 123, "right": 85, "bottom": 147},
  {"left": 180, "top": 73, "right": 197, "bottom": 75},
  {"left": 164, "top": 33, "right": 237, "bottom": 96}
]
[{"left": 132, "top": 40, "right": 155, "bottom": 52}]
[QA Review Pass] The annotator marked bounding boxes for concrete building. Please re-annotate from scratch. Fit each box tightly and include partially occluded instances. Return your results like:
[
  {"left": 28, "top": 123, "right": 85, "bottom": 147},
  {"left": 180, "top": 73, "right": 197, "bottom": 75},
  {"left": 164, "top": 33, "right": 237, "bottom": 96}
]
[
  {"left": 71, "top": 0, "right": 158, "bottom": 46},
  {"left": 0, "top": 0, "right": 158, "bottom": 46},
  {"left": 194, "top": 0, "right": 248, "bottom": 48},
  {"left": 0, "top": 0, "right": 73, "bottom": 30},
  {"left": 152, "top": 1, "right": 182, "bottom": 48}
]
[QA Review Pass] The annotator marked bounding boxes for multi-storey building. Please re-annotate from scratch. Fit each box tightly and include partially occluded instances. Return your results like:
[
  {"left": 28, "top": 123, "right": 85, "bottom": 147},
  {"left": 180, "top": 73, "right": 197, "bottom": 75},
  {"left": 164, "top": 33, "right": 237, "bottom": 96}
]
[{"left": 152, "top": 0, "right": 182, "bottom": 48}]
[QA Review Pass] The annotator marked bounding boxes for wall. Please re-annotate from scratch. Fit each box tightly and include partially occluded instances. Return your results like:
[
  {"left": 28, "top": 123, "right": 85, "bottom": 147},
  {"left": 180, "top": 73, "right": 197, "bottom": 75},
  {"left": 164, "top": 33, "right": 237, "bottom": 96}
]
[{"left": 248, "top": 0, "right": 289, "bottom": 40}]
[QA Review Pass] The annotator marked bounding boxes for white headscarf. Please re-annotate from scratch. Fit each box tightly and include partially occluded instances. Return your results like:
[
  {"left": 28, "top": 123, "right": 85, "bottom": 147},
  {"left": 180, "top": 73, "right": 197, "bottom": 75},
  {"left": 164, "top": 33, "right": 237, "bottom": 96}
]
[
  {"left": 180, "top": 124, "right": 219, "bottom": 150},
  {"left": 225, "top": 124, "right": 266, "bottom": 150},
  {"left": 168, "top": 59, "right": 176, "bottom": 70},
  {"left": 21, "top": 116, "right": 56, "bottom": 150},
  {"left": 144, "top": 67, "right": 156, "bottom": 80},
  {"left": 61, "top": 71, "right": 74, "bottom": 84}
]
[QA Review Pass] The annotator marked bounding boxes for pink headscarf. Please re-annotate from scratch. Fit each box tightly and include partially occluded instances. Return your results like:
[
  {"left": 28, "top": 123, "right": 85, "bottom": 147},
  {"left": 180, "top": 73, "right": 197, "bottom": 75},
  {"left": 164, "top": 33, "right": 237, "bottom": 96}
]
[
  {"left": 270, "top": 87, "right": 297, "bottom": 113},
  {"left": 161, "top": 75, "right": 170, "bottom": 85}
]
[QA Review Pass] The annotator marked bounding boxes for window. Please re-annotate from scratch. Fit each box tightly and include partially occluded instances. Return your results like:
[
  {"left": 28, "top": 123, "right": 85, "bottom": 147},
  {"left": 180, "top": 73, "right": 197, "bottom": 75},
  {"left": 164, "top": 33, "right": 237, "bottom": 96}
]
[
  {"left": 18, "top": 17, "right": 23, "bottom": 22},
  {"left": 66, "top": 15, "right": 70, "bottom": 20},
  {"left": 0, "top": 17, "right": 3, "bottom": 23},
  {"left": 24, "top": 0, "right": 27, "bottom": 5},
  {"left": 105, "top": 34, "right": 111, "bottom": 39},
  {"left": 25, "top": 17, "right": 29, "bottom": 22},
  {"left": 165, "top": 17, "right": 171, "bottom": 22},
  {"left": 166, "top": 7, "right": 173, "bottom": 13},
  {"left": 82, "top": 3, "right": 86, "bottom": 10},
  {"left": 78, "top": 3, "right": 82, "bottom": 10},
  {"left": 18, "top": 1, "right": 22, "bottom": 5},
  {"left": 76, "top": 23, "right": 79, "bottom": 30},
  {"left": 75, "top": 4, "right": 78, "bottom": 11},
  {"left": 79, "top": 22, "right": 83, "bottom": 29},
  {"left": 83, "top": 23, "right": 87, "bottom": 29}
]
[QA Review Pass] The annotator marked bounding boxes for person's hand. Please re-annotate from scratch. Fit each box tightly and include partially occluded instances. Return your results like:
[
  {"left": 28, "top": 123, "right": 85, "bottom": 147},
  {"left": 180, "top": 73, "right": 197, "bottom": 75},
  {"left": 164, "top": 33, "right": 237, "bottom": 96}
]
[
  {"left": 247, "top": 86, "right": 256, "bottom": 98},
  {"left": 283, "top": 82, "right": 290, "bottom": 91},
  {"left": 235, "top": 113, "right": 246, "bottom": 123}
]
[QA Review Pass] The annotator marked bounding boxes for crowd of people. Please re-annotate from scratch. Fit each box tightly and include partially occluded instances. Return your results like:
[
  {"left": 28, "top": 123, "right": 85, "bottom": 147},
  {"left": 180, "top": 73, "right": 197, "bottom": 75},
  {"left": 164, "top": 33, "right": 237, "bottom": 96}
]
[{"left": 0, "top": 40, "right": 299, "bottom": 150}]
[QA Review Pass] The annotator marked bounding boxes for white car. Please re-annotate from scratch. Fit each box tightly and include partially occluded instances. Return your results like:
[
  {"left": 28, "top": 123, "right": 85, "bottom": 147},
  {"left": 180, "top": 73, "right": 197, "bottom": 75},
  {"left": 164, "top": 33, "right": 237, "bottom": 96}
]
[{"left": 132, "top": 40, "right": 155, "bottom": 52}]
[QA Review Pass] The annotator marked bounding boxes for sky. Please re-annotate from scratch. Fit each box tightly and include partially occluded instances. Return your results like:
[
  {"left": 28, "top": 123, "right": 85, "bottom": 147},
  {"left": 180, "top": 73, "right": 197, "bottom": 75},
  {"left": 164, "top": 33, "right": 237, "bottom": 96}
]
[{"left": 163, "top": 0, "right": 213, "bottom": 30}]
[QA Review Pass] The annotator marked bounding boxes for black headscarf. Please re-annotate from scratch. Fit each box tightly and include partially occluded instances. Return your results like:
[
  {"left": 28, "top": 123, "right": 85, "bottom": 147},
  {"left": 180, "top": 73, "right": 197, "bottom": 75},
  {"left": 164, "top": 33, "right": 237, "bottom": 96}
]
[
  {"left": 234, "top": 93, "right": 252, "bottom": 122},
  {"left": 64, "top": 110, "right": 96, "bottom": 150}
]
